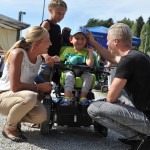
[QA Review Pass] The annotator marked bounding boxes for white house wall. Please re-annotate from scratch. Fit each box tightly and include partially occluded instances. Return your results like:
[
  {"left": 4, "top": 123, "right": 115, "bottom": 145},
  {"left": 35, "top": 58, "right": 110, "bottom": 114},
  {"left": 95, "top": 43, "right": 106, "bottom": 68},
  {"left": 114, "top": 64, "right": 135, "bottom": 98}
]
[{"left": 0, "top": 28, "right": 17, "bottom": 51}]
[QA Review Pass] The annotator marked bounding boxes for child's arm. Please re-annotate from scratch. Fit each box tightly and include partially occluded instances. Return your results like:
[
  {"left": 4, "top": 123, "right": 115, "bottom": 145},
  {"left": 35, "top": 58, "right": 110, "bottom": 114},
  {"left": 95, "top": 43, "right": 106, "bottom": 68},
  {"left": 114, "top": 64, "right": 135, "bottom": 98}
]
[
  {"left": 59, "top": 47, "right": 67, "bottom": 62},
  {"left": 42, "top": 54, "right": 55, "bottom": 67},
  {"left": 40, "top": 20, "right": 54, "bottom": 66},
  {"left": 86, "top": 48, "right": 94, "bottom": 67},
  {"left": 40, "top": 20, "right": 50, "bottom": 31}
]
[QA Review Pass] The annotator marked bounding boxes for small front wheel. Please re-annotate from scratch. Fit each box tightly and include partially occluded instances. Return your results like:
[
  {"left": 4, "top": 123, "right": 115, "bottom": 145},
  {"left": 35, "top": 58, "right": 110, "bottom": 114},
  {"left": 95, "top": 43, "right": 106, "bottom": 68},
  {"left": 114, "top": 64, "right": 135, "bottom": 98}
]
[
  {"left": 40, "top": 101, "right": 53, "bottom": 135},
  {"left": 101, "top": 85, "right": 108, "bottom": 93},
  {"left": 40, "top": 120, "right": 52, "bottom": 135}
]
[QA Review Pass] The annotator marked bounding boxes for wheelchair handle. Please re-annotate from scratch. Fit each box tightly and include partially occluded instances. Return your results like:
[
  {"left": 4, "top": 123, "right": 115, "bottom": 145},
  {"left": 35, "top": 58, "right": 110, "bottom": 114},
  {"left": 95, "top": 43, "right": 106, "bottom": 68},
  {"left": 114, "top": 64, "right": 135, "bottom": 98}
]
[{"left": 54, "top": 62, "right": 110, "bottom": 75}]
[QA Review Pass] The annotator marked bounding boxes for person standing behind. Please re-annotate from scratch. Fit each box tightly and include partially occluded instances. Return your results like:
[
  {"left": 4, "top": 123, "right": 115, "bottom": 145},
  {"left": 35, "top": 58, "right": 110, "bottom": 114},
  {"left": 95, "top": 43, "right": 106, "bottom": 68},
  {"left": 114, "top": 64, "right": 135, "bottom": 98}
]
[
  {"left": 39, "top": 0, "right": 67, "bottom": 82},
  {"left": 0, "top": 26, "right": 52, "bottom": 142},
  {"left": 87, "top": 23, "right": 150, "bottom": 149},
  {"left": 61, "top": 27, "right": 72, "bottom": 46}
]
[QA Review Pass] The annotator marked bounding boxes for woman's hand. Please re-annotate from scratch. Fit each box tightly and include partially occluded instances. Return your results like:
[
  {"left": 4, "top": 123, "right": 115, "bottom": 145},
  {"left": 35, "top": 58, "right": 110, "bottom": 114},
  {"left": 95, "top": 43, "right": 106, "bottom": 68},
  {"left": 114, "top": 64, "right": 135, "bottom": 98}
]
[{"left": 37, "top": 82, "right": 52, "bottom": 93}]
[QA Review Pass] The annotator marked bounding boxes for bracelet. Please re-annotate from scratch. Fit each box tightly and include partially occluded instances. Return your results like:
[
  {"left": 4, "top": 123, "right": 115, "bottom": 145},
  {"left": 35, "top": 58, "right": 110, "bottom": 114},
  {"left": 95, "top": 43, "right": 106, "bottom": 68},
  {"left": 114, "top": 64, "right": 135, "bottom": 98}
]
[
  {"left": 32, "top": 83, "right": 38, "bottom": 92},
  {"left": 35, "top": 83, "right": 38, "bottom": 92},
  {"left": 35, "top": 83, "right": 39, "bottom": 92}
]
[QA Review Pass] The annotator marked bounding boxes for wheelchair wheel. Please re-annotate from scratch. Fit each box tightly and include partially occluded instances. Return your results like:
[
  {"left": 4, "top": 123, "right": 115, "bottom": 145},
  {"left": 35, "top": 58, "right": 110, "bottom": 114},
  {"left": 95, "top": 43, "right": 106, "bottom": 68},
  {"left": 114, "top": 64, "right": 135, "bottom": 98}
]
[
  {"left": 101, "top": 85, "right": 108, "bottom": 93},
  {"left": 93, "top": 121, "right": 108, "bottom": 137},
  {"left": 93, "top": 82, "right": 101, "bottom": 90},
  {"left": 40, "top": 100, "right": 53, "bottom": 135},
  {"left": 86, "top": 91, "right": 95, "bottom": 100}
]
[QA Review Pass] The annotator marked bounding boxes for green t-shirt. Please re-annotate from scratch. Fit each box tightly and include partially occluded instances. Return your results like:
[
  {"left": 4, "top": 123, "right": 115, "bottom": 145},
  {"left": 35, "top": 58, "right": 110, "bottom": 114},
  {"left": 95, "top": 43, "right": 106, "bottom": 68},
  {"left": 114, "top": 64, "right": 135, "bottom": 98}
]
[
  {"left": 59, "top": 46, "right": 89, "bottom": 63},
  {"left": 59, "top": 46, "right": 100, "bottom": 68}
]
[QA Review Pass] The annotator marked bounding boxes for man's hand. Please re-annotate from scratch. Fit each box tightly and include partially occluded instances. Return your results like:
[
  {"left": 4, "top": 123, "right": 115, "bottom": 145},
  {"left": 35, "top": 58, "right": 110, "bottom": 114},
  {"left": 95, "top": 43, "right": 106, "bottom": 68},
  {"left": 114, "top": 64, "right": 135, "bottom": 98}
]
[{"left": 86, "top": 30, "right": 96, "bottom": 44}]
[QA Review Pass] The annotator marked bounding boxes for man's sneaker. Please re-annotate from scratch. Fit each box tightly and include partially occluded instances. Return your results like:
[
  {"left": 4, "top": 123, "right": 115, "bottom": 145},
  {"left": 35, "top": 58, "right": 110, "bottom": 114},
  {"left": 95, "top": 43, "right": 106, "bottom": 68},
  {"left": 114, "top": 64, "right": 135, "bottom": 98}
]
[
  {"left": 119, "top": 134, "right": 150, "bottom": 150},
  {"left": 94, "top": 121, "right": 108, "bottom": 137}
]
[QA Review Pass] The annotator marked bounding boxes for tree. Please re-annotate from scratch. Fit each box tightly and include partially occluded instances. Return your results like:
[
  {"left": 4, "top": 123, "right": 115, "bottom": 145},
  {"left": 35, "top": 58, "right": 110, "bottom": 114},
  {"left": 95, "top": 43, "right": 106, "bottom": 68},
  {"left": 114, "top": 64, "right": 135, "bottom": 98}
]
[
  {"left": 84, "top": 18, "right": 99, "bottom": 27},
  {"left": 139, "top": 17, "right": 150, "bottom": 55},
  {"left": 84, "top": 18, "right": 114, "bottom": 28},
  {"left": 132, "top": 16, "right": 144, "bottom": 38},
  {"left": 103, "top": 18, "right": 114, "bottom": 28},
  {"left": 117, "top": 17, "right": 134, "bottom": 28}
]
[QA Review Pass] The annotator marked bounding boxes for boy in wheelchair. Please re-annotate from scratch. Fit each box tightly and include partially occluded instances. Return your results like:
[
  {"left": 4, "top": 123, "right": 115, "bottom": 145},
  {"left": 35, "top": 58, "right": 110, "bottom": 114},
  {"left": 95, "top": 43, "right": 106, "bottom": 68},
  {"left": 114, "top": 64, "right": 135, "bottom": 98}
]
[{"left": 59, "top": 27, "right": 94, "bottom": 106}]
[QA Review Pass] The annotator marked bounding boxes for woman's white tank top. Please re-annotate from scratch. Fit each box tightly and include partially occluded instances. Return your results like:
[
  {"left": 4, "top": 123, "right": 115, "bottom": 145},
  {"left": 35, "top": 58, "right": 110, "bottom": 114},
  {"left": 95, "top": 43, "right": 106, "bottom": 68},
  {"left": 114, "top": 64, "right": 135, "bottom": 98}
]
[{"left": 0, "top": 49, "right": 42, "bottom": 91}]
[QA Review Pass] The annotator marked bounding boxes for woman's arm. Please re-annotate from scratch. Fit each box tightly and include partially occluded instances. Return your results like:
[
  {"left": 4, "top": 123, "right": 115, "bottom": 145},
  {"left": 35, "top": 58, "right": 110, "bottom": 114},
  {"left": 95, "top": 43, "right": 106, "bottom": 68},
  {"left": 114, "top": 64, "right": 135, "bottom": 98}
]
[
  {"left": 8, "top": 49, "right": 25, "bottom": 92},
  {"left": 8, "top": 49, "right": 52, "bottom": 92}
]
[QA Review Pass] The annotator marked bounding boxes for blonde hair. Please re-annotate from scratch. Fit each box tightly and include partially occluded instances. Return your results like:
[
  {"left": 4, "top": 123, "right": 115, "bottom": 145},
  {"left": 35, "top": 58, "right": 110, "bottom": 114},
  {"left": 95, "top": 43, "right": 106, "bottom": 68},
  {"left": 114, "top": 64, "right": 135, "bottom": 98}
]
[
  {"left": 108, "top": 23, "right": 132, "bottom": 43},
  {"left": 4, "top": 26, "right": 48, "bottom": 62},
  {"left": 48, "top": 0, "right": 67, "bottom": 9}
]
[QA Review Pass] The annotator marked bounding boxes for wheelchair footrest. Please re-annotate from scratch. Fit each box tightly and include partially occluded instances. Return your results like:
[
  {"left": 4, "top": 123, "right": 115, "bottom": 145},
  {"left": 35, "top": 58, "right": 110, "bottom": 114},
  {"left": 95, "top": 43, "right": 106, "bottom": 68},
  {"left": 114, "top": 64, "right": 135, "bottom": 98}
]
[
  {"left": 57, "top": 104, "right": 88, "bottom": 114},
  {"left": 56, "top": 105, "right": 92, "bottom": 127}
]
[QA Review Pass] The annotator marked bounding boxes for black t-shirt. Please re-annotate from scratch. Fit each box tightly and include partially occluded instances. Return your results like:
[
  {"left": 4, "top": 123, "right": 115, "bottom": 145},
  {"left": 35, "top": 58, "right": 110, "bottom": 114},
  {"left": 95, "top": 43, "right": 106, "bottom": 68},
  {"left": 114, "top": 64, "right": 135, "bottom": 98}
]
[
  {"left": 41, "top": 20, "right": 61, "bottom": 56},
  {"left": 115, "top": 50, "right": 150, "bottom": 111}
]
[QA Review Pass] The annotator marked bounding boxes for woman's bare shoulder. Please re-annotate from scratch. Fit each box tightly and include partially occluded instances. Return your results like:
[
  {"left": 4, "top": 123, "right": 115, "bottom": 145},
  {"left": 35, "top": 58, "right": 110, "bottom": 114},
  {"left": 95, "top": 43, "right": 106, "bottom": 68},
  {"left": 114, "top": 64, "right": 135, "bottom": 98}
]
[{"left": 8, "top": 48, "right": 24, "bottom": 62}]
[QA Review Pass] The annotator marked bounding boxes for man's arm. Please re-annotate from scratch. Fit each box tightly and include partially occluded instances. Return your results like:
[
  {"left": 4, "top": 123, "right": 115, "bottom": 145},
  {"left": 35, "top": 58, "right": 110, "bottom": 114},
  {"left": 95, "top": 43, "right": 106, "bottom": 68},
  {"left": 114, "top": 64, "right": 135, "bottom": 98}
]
[
  {"left": 106, "top": 78, "right": 127, "bottom": 103},
  {"left": 87, "top": 30, "right": 120, "bottom": 65}
]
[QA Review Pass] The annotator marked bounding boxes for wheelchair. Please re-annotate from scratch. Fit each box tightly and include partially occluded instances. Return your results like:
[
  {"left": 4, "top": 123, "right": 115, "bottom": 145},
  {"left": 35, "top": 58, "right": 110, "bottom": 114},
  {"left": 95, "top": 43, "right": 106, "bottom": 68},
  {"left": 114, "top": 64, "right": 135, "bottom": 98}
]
[
  {"left": 94, "top": 67, "right": 109, "bottom": 93},
  {"left": 36, "top": 62, "right": 110, "bottom": 136}
]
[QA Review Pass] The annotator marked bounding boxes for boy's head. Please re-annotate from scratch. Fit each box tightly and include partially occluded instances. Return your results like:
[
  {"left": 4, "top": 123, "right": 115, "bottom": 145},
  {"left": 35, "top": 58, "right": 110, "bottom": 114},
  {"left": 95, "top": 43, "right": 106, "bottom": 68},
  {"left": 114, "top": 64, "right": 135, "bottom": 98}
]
[
  {"left": 70, "top": 27, "right": 87, "bottom": 39},
  {"left": 48, "top": 0, "right": 67, "bottom": 23},
  {"left": 69, "top": 27, "right": 88, "bottom": 50}
]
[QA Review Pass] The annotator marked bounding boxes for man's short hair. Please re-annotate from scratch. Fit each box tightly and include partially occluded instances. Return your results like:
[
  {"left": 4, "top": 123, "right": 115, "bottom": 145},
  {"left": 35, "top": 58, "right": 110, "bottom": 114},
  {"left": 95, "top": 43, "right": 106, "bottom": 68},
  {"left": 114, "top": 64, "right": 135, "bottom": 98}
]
[{"left": 109, "top": 23, "right": 132, "bottom": 43}]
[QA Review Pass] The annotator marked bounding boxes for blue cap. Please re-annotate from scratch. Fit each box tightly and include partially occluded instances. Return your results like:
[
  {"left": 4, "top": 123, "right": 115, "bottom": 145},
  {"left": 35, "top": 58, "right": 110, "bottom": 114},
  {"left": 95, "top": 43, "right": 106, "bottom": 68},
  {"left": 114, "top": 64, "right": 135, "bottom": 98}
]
[{"left": 70, "top": 26, "right": 87, "bottom": 37}]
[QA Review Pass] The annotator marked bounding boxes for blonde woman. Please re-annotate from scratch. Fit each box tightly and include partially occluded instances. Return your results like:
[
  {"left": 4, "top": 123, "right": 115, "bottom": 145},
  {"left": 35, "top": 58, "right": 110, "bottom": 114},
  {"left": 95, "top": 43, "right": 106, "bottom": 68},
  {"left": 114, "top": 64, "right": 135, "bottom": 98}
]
[{"left": 0, "top": 26, "right": 52, "bottom": 142}]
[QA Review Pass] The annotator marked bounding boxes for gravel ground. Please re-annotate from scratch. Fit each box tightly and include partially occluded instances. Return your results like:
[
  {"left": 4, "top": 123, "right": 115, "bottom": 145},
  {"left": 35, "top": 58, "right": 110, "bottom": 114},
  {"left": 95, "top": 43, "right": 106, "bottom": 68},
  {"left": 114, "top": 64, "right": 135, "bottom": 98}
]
[{"left": 0, "top": 90, "right": 130, "bottom": 150}]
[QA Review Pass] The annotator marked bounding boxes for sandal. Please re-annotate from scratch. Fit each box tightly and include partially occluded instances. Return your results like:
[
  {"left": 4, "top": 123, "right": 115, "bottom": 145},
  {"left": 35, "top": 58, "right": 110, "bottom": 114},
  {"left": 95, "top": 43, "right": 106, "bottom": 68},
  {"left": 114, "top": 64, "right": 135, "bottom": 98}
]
[
  {"left": 2, "top": 129, "right": 27, "bottom": 142},
  {"left": 30, "top": 124, "right": 40, "bottom": 128},
  {"left": 17, "top": 123, "right": 22, "bottom": 132},
  {"left": 60, "top": 99, "right": 70, "bottom": 106},
  {"left": 80, "top": 98, "right": 91, "bottom": 106},
  {"left": 81, "top": 99, "right": 91, "bottom": 105}
]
